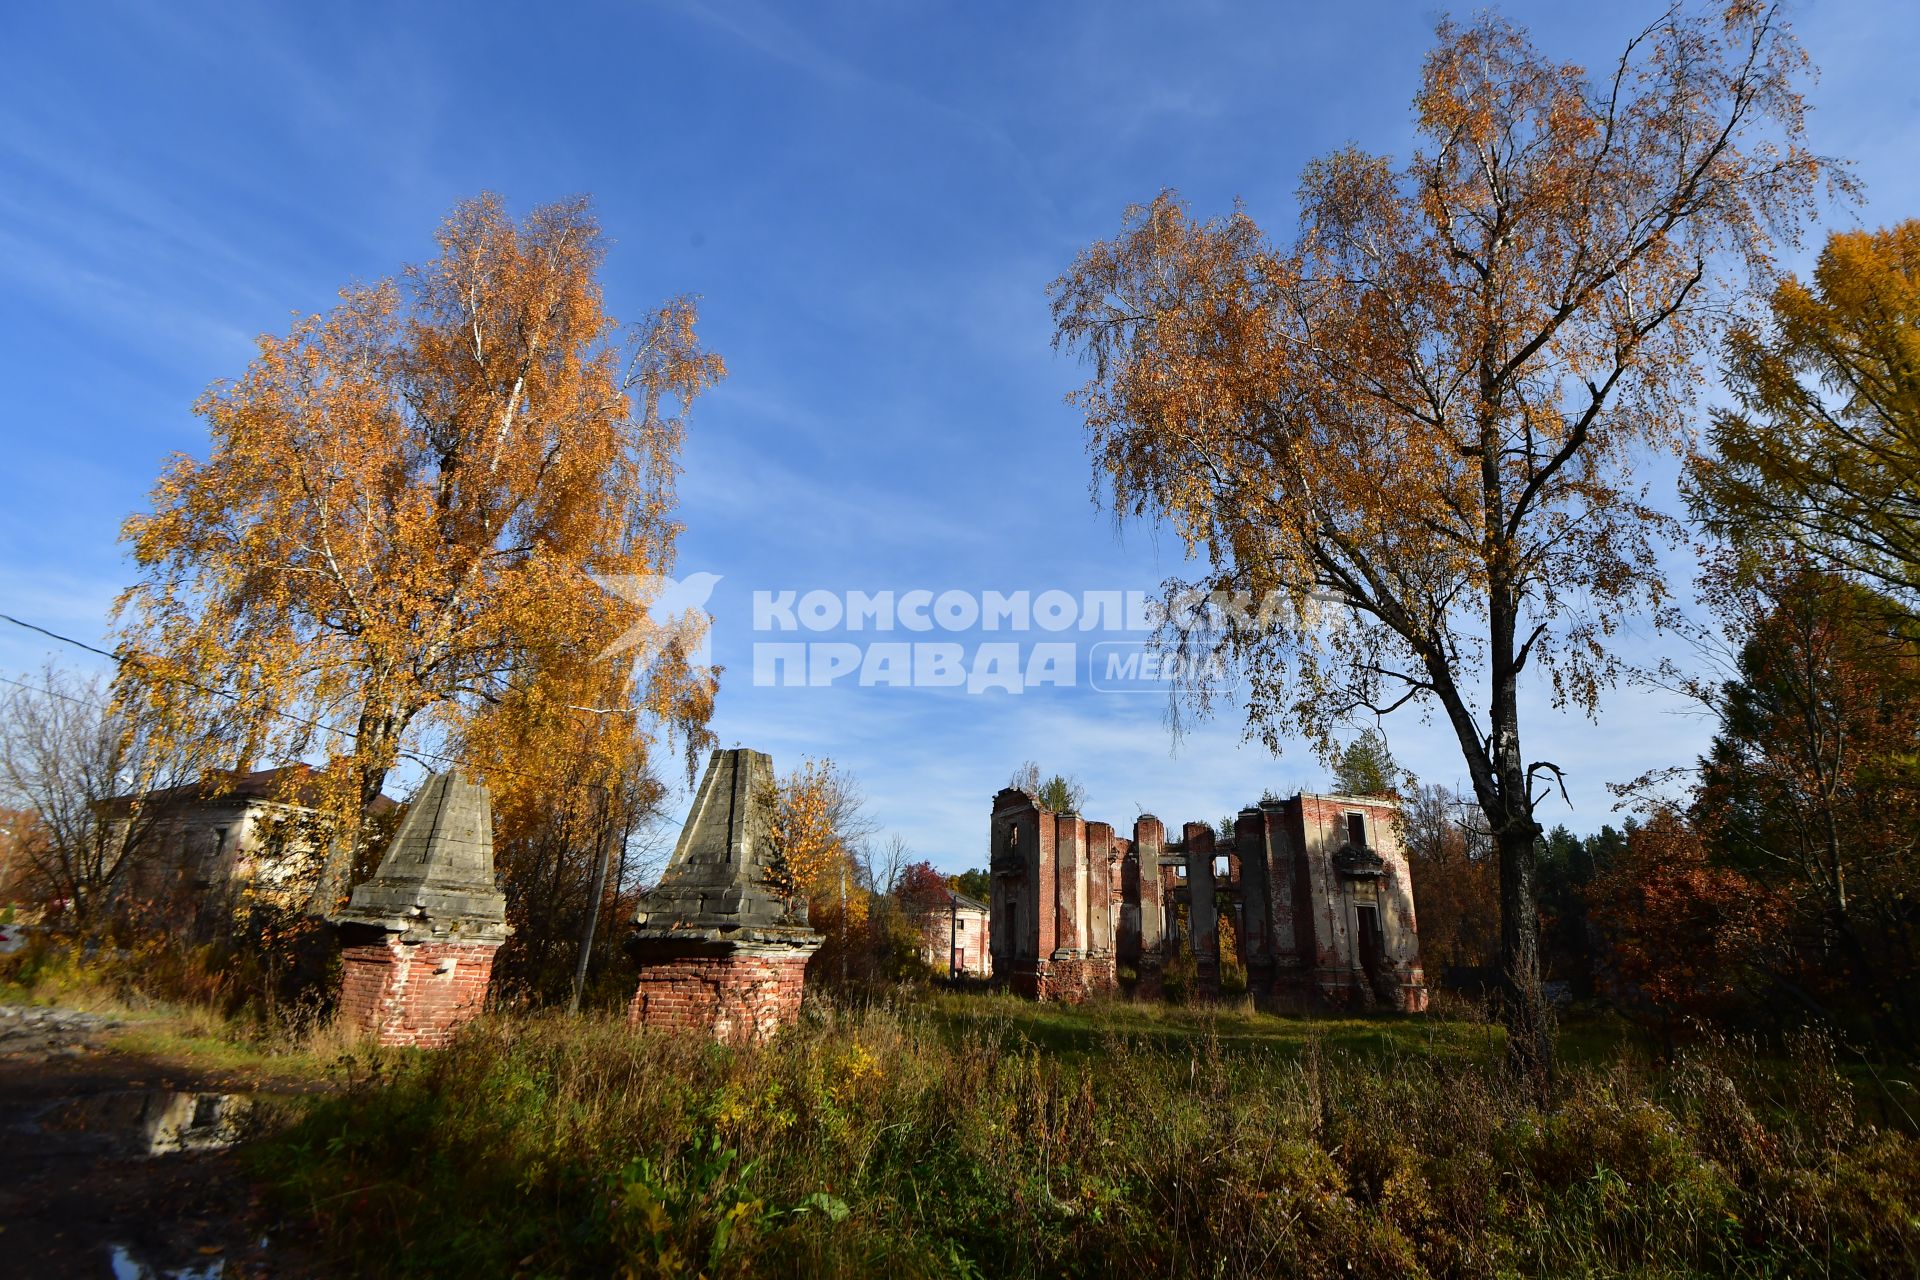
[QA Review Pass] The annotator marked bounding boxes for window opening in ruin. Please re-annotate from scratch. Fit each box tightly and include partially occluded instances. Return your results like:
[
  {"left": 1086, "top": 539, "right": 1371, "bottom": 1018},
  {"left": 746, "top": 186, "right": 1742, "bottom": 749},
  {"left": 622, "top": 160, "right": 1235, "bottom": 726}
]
[
  {"left": 205, "top": 826, "right": 231, "bottom": 886},
  {"left": 1213, "top": 855, "right": 1229, "bottom": 878},
  {"left": 1347, "top": 812, "right": 1367, "bottom": 848}
]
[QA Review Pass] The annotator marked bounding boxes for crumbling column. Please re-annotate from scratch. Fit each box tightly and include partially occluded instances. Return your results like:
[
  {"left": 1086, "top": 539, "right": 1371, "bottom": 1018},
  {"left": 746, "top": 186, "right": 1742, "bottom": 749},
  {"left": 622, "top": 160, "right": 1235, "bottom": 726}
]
[
  {"left": 1085, "top": 821, "right": 1117, "bottom": 995},
  {"left": 628, "top": 749, "right": 821, "bottom": 1042},
  {"left": 1033, "top": 806, "right": 1059, "bottom": 977},
  {"left": 1046, "top": 811, "right": 1109, "bottom": 1001},
  {"left": 1087, "top": 821, "right": 1120, "bottom": 967},
  {"left": 1234, "top": 807, "right": 1275, "bottom": 1000},
  {"left": 1053, "top": 812, "right": 1082, "bottom": 960},
  {"left": 1131, "top": 815, "right": 1166, "bottom": 997},
  {"left": 332, "top": 772, "right": 509, "bottom": 1048},
  {"left": 1114, "top": 836, "right": 1139, "bottom": 964},
  {"left": 1262, "top": 799, "right": 1312, "bottom": 1009},
  {"left": 1183, "top": 822, "right": 1220, "bottom": 998},
  {"left": 990, "top": 789, "right": 1048, "bottom": 996},
  {"left": 989, "top": 795, "right": 1116, "bottom": 1003}
]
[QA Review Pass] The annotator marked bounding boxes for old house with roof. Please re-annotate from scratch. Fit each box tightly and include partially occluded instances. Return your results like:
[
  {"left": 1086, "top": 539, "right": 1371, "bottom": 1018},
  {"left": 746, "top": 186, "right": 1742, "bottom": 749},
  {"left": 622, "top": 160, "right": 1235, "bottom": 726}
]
[
  {"left": 922, "top": 888, "right": 990, "bottom": 977},
  {"left": 102, "top": 764, "right": 396, "bottom": 924}
]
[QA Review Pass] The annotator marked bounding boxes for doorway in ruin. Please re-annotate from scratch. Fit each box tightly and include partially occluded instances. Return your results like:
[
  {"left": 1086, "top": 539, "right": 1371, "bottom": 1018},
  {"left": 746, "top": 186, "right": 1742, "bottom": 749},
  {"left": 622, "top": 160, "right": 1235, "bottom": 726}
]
[
  {"left": 991, "top": 822, "right": 1022, "bottom": 968},
  {"left": 1355, "top": 901, "right": 1384, "bottom": 989}
]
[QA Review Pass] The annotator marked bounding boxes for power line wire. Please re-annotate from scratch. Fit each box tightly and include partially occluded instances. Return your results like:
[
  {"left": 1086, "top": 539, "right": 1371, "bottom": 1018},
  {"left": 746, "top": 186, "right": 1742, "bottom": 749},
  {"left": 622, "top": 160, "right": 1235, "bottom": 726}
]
[
  {"left": 0, "top": 610, "right": 651, "bottom": 801},
  {"left": 0, "top": 612, "right": 121, "bottom": 663}
]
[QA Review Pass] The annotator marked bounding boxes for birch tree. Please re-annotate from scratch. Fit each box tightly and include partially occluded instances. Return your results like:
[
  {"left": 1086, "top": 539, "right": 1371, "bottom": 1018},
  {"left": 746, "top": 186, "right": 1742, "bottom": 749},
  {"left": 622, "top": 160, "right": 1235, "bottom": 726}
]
[
  {"left": 116, "top": 194, "right": 723, "bottom": 905},
  {"left": 1051, "top": 2, "right": 1841, "bottom": 1080}
]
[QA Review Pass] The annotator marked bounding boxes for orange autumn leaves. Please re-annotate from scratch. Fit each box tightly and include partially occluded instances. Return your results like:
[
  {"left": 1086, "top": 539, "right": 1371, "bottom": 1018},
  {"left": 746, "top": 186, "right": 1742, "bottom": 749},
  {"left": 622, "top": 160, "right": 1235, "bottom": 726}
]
[
  {"left": 1589, "top": 565, "right": 1920, "bottom": 1032},
  {"left": 114, "top": 195, "right": 723, "bottom": 897},
  {"left": 1587, "top": 811, "right": 1782, "bottom": 1024},
  {"left": 1051, "top": 3, "right": 1837, "bottom": 1072},
  {"left": 1697, "top": 220, "right": 1920, "bottom": 608},
  {"left": 1049, "top": 6, "right": 1833, "bottom": 762}
]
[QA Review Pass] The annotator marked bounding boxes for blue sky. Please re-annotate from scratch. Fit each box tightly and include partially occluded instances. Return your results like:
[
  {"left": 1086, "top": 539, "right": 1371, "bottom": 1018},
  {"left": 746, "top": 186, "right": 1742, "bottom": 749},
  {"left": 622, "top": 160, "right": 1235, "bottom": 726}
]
[{"left": 3, "top": 1, "right": 1917, "bottom": 874}]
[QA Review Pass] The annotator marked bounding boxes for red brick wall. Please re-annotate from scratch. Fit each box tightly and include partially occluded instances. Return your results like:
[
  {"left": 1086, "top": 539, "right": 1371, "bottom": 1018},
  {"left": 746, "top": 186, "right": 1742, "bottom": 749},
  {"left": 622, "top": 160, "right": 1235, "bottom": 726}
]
[
  {"left": 1054, "top": 813, "right": 1082, "bottom": 953},
  {"left": 1034, "top": 813, "right": 1057, "bottom": 958},
  {"left": 627, "top": 948, "right": 813, "bottom": 1042},
  {"left": 1022, "top": 954, "right": 1117, "bottom": 1003},
  {"left": 338, "top": 938, "right": 498, "bottom": 1048},
  {"left": 1086, "top": 821, "right": 1113, "bottom": 953}
]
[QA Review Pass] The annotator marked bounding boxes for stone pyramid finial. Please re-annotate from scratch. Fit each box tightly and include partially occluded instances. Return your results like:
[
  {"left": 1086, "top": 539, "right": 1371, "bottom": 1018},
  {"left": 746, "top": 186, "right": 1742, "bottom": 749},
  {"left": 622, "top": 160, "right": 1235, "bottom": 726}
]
[
  {"left": 333, "top": 771, "right": 508, "bottom": 944},
  {"left": 632, "top": 747, "right": 813, "bottom": 948}
]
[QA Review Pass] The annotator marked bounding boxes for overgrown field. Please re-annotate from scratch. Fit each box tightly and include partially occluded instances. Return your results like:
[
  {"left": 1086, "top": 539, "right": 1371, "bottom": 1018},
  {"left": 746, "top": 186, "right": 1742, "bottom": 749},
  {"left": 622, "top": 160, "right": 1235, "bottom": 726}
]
[{"left": 256, "top": 995, "right": 1920, "bottom": 1278}]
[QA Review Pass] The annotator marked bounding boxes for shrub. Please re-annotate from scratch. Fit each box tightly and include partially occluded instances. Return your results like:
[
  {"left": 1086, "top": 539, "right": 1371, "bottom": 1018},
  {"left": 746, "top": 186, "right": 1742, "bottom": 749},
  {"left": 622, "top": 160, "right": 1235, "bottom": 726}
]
[{"left": 0, "top": 921, "right": 334, "bottom": 1042}]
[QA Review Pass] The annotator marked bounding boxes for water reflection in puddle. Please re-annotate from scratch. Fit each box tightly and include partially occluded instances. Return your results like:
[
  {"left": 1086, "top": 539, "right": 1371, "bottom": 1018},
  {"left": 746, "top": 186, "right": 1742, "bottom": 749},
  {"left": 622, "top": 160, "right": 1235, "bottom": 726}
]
[
  {"left": 52, "top": 1090, "right": 252, "bottom": 1154},
  {"left": 108, "top": 1242, "right": 226, "bottom": 1279}
]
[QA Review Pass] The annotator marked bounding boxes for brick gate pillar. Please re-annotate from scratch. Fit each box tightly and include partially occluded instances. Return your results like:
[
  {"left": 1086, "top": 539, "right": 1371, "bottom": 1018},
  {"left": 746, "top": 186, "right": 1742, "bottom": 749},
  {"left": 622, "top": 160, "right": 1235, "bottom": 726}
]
[
  {"left": 628, "top": 749, "right": 822, "bottom": 1043},
  {"left": 331, "top": 772, "right": 509, "bottom": 1048}
]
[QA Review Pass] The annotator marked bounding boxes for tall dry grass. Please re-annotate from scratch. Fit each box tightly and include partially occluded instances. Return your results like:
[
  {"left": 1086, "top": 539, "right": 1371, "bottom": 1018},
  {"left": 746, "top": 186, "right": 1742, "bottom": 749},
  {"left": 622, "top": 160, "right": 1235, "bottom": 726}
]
[{"left": 257, "top": 999, "right": 1920, "bottom": 1278}]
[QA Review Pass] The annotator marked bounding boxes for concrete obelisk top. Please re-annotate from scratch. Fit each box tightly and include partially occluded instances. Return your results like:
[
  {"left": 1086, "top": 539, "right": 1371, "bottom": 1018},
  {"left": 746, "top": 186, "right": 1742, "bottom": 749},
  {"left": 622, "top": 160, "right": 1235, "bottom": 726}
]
[
  {"left": 332, "top": 771, "right": 509, "bottom": 945},
  {"left": 631, "top": 748, "right": 816, "bottom": 951}
]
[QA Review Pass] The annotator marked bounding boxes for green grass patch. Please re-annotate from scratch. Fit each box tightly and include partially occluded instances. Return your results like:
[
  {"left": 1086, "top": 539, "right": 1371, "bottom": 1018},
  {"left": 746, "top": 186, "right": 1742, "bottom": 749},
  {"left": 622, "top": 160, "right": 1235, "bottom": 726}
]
[
  {"left": 921, "top": 988, "right": 1516, "bottom": 1063},
  {"left": 99, "top": 1013, "right": 358, "bottom": 1083},
  {"left": 2, "top": 932, "right": 384, "bottom": 1083}
]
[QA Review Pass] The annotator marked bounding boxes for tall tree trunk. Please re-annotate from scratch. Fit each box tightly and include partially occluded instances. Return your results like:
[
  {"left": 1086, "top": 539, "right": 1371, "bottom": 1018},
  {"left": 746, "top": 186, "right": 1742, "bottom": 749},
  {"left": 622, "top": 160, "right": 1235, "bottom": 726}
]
[
  {"left": 570, "top": 791, "right": 619, "bottom": 1015},
  {"left": 1495, "top": 820, "right": 1552, "bottom": 1086},
  {"left": 1488, "top": 588, "right": 1554, "bottom": 1091},
  {"left": 306, "top": 705, "right": 402, "bottom": 915}
]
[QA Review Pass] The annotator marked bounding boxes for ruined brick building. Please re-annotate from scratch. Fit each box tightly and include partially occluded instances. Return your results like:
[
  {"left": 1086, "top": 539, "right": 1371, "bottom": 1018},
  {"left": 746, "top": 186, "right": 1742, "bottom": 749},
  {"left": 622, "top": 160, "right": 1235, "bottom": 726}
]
[{"left": 989, "top": 787, "right": 1426, "bottom": 1011}]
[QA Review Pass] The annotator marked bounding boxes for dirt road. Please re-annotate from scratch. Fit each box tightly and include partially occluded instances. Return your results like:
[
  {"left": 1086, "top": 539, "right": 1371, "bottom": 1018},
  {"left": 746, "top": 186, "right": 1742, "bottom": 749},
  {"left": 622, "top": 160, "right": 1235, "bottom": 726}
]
[{"left": 0, "top": 1006, "right": 320, "bottom": 1278}]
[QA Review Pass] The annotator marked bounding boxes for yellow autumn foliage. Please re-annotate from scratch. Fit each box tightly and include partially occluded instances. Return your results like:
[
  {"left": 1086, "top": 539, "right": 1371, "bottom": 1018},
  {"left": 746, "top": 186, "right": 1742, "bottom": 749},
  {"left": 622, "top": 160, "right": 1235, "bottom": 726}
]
[{"left": 113, "top": 194, "right": 722, "bottom": 903}]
